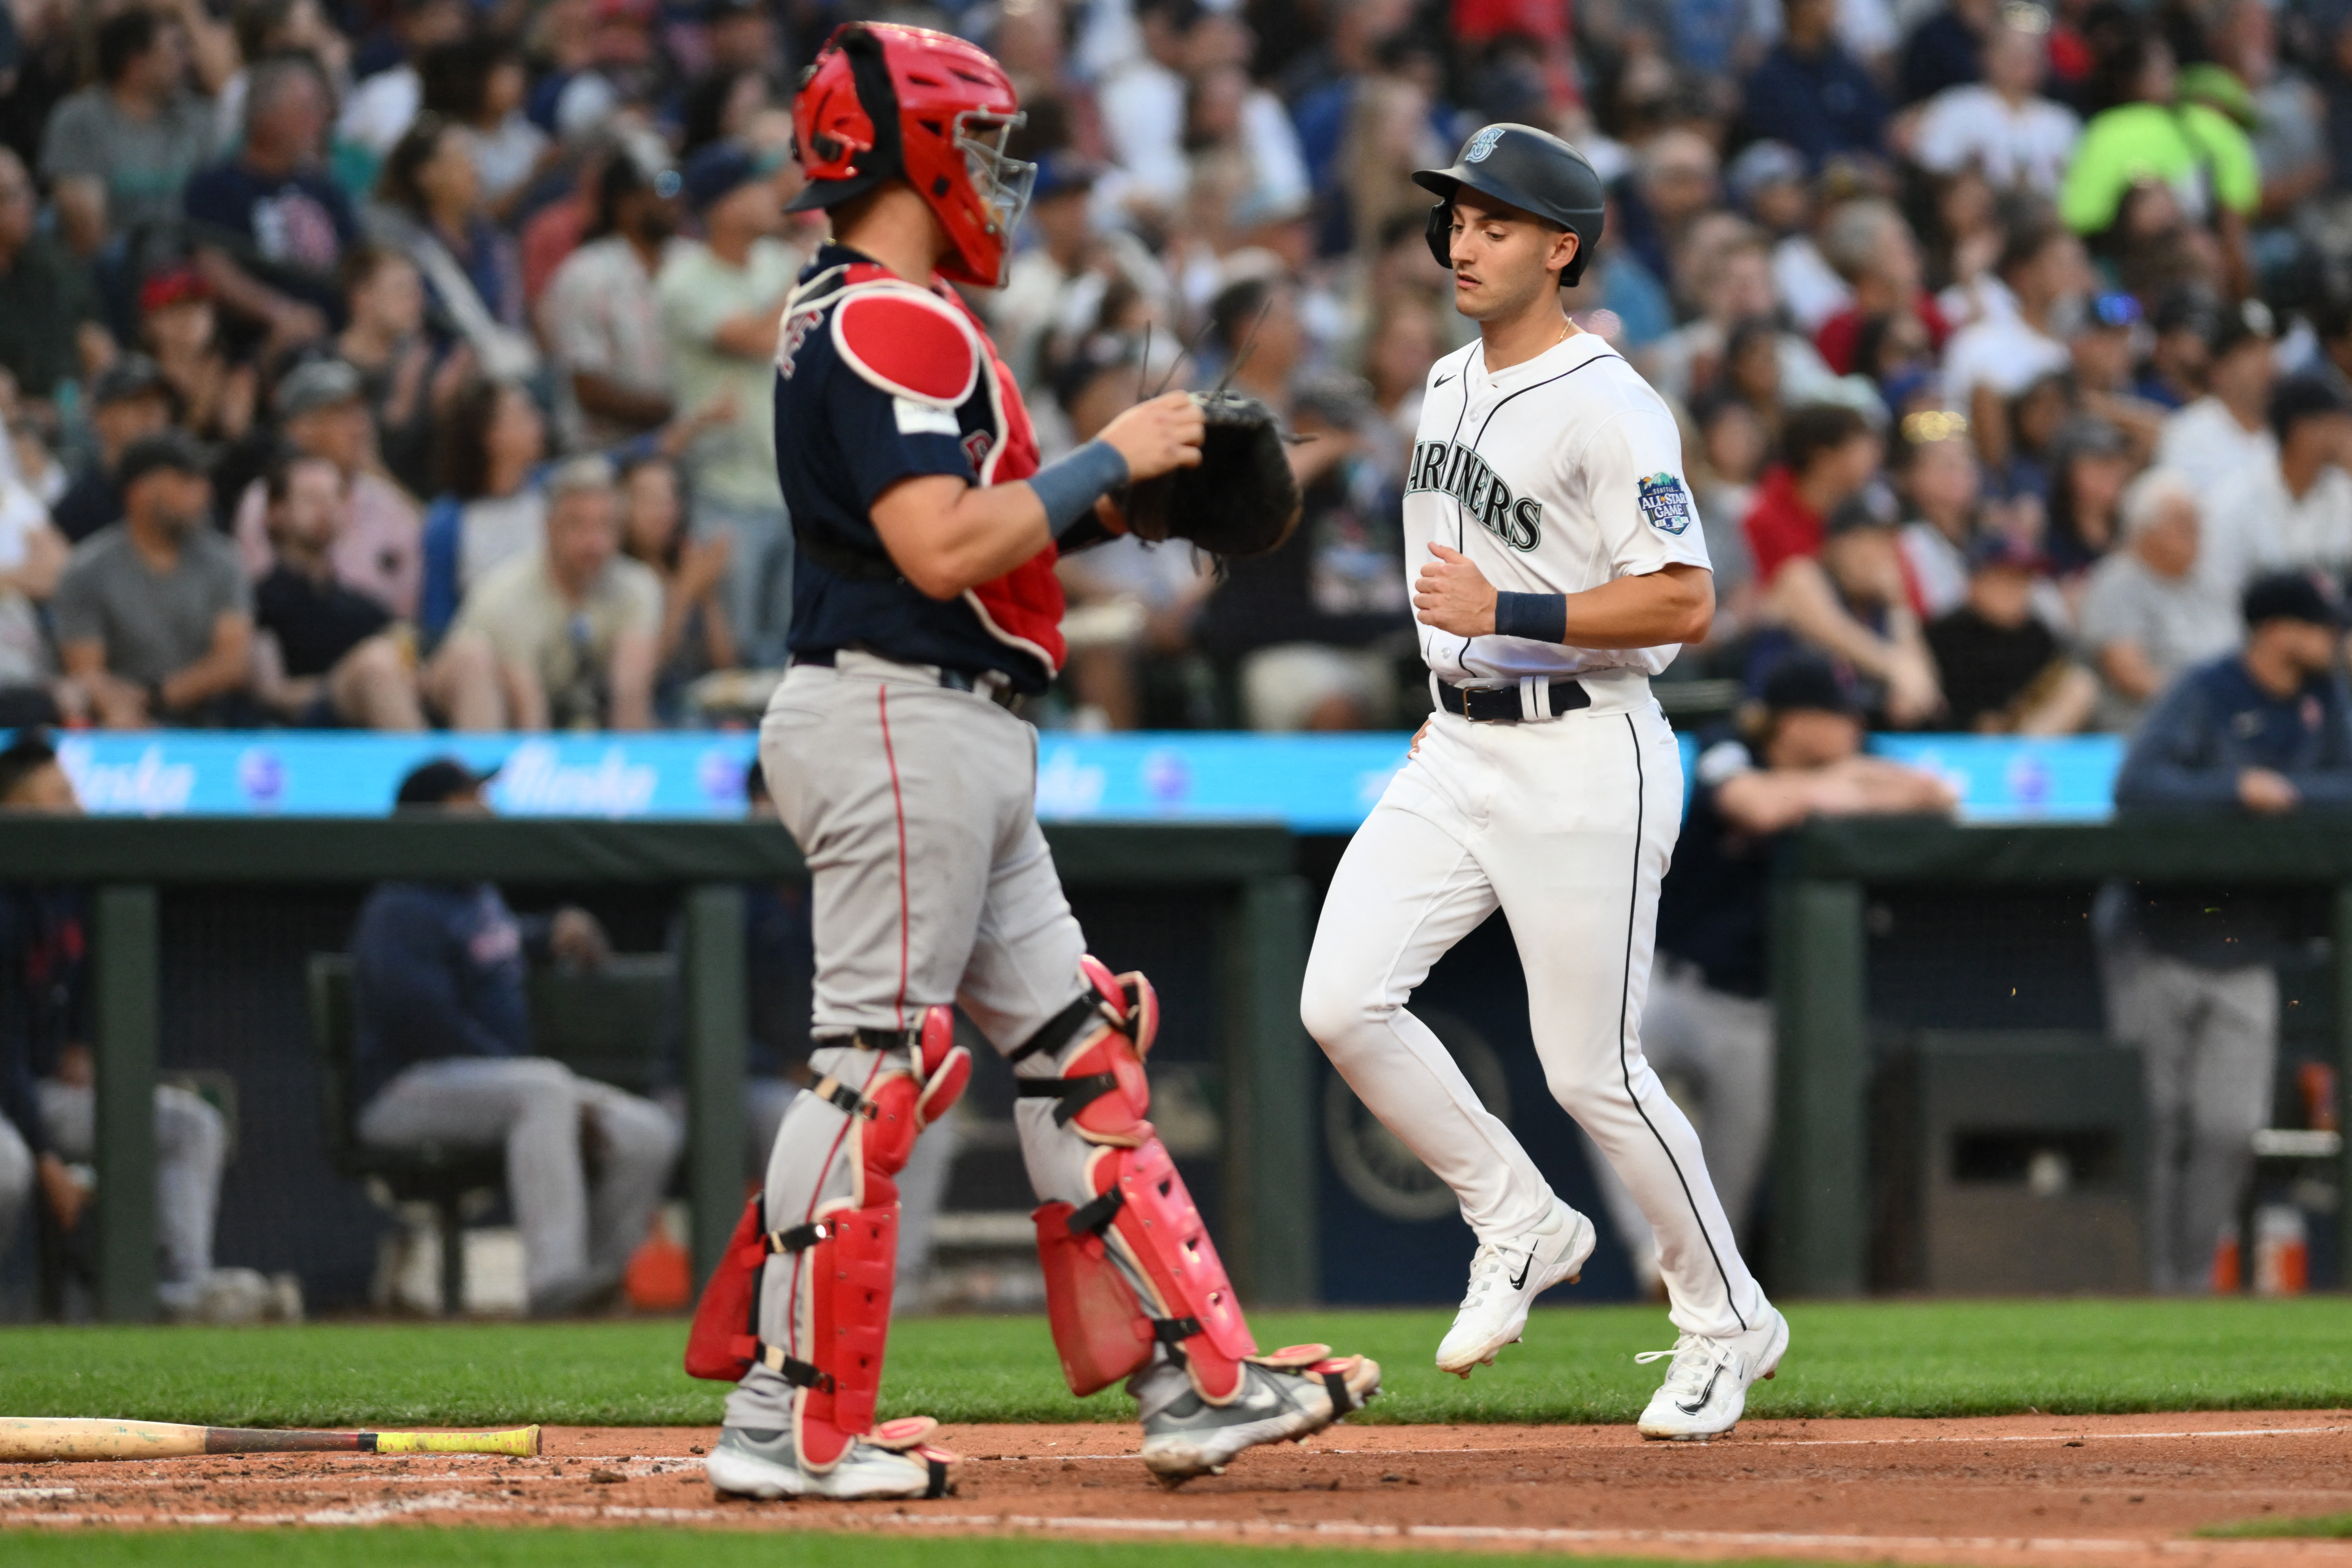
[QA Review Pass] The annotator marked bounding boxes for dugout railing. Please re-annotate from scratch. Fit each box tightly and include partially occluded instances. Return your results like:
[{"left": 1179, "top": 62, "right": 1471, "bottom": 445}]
[
  {"left": 0, "top": 816, "right": 1314, "bottom": 1322},
  {"left": 1772, "top": 814, "right": 2352, "bottom": 1297}
]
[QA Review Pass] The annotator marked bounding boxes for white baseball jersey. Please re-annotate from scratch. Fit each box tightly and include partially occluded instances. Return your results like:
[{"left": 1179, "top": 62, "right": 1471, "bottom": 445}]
[{"left": 1405, "top": 329, "right": 1709, "bottom": 682}]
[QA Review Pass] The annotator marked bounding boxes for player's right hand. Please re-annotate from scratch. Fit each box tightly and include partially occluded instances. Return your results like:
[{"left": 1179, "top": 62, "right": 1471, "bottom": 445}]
[{"left": 1099, "top": 391, "right": 1205, "bottom": 483}]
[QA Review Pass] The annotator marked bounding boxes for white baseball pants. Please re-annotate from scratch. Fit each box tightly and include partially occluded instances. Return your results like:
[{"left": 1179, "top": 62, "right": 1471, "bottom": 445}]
[{"left": 1301, "top": 673, "right": 1771, "bottom": 1341}]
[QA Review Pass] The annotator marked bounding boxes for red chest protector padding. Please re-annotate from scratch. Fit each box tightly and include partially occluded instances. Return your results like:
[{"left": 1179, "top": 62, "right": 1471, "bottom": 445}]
[{"left": 826, "top": 268, "right": 1067, "bottom": 674}]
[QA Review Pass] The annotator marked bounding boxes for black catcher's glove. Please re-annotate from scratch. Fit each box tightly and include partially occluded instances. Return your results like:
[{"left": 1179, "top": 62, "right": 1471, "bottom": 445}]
[{"left": 1119, "top": 391, "right": 1301, "bottom": 559}]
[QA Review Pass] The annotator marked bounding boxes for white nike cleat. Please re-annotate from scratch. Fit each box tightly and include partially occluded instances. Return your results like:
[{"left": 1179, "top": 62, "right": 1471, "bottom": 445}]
[
  {"left": 1634, "top": 1302, "right": 1789, "bottom": 1441},
  {"left": 705, "top": 1417, "right": 958, "bottom": 1499},
  {"left": 1132, "top": 1346, "right": 1381, "bottom": 1485},
  {"left": 1434, "top": 1197, "right": 1598, "bottom": 1377}
]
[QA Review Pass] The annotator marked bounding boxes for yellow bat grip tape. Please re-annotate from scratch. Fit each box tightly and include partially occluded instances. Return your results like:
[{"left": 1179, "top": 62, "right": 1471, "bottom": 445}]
[{"left": 368, "top": 1426, "right": 541, "bottom": 1457}]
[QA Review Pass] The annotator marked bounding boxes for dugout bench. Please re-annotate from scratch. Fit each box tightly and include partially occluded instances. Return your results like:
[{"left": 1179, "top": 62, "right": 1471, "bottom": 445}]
[
  {"left": 1772, "top": 815, "right": 2352, "bottom": 1296},
  {"left": 0, "top": 816, "right": 1313, "bottom": 1322}
]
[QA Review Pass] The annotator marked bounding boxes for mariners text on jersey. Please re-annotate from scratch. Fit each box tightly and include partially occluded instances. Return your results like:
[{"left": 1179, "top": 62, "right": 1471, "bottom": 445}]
[{"left": 1406, "top": 439, "right": 1543, "bottom": 551}]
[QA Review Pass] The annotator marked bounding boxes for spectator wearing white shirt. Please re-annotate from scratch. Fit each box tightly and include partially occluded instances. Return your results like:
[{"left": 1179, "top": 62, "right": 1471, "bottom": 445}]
[
  {"left": 1910, "top": 4, "right": 2080, "bottom": 196},
  {"left": 1098, "top": 0, "right": 1209, "bottom": 219},
  {"left": 2077, "top": 468, "right": 2241, "bottom": 731},
  {"left": 2155, "top": 298, "right": 2278, "bottom": 502},
  {"left": 541, "top": 150, "right": 681, "bottom": 452},
  {"left": 1941, "top": 217, "right": 2081, "bottom": 465},
  {"left": 2202, "top": 376, "right": 2352, "bottom": 592}
]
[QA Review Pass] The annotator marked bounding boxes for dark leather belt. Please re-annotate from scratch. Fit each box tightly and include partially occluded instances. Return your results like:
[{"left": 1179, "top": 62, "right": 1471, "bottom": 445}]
[
  {"left": 790, "top": 648, "right": 1021, "bottom": 710},
  {"left": 1436, "top": 676, "right": 1591, "bottom": 723}
]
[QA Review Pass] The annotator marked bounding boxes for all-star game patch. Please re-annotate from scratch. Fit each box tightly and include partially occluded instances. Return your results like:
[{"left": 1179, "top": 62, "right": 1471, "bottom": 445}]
[{"left": 1637, "top": 472, "right": 1692, "bottom": 535}]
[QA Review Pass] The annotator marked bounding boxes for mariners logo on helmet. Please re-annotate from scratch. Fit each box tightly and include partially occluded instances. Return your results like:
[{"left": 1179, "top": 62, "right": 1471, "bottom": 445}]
[{"left": 1464, "top": 126, "right": 1506, "bottom": 163}]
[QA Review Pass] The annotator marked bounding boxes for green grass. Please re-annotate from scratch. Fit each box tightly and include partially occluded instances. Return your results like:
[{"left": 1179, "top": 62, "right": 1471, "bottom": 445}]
[
  {"left": 0, "top": 1532, "right": 1848, "bottom": 1568},
  {"left": 2200, "top": 1513, "right": 2352, "bottom": 1539},
  {"left": 4, "top": 1297, "right": 2351, "bottom": 1428}
]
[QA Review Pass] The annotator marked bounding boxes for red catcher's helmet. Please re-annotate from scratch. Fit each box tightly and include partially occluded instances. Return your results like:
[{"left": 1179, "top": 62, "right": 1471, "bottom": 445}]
[{"left": 787, "top": 22, "right": 1036, "bottom": 288}]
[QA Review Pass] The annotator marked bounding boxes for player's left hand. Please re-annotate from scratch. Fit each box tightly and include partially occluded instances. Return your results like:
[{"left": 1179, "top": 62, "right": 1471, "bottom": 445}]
[{"left": 1414, "top": 542, "right": 1497, "bottom": 637}]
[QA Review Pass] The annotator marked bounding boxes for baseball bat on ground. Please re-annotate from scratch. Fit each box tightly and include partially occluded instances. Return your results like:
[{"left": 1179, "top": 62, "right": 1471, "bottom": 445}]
[{"left": 0, "top": 1418, "right": 541, "bottom": 1462}]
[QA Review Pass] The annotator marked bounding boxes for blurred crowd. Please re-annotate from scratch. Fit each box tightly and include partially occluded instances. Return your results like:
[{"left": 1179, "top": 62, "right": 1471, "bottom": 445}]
[{"left": 0, "top": 0, "right": 2348, "bottom": 735}]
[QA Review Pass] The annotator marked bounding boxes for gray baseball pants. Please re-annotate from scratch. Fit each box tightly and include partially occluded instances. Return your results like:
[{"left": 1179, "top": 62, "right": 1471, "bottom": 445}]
[
  {"left": 726, "top": 654, "right": 1108, "bottom": 1433},
  {"left": 359, "top": 1058, "right": 681, "bottom": 1304},
  {"left": 2100, "top": 943, "right": 2276, "bottom": 1294},
  {"left": 0, "top": 1082, "right": 226, "bottom": 1289}
]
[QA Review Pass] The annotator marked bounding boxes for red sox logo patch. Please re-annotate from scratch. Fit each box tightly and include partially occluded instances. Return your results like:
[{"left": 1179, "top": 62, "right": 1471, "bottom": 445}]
[{"left": 962, "top": 429, "right": 995, "bottom": 468}]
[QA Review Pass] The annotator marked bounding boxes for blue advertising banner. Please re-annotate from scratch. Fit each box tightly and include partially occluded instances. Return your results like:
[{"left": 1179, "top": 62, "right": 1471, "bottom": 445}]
[{"left": 25, "top": 729, "right": 2129, "bottom": 828}]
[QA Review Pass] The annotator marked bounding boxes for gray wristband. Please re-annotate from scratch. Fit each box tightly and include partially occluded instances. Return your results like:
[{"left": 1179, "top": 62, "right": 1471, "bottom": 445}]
[{"left": 1029, "top": 440, "right": 1131, "bottom": 539}]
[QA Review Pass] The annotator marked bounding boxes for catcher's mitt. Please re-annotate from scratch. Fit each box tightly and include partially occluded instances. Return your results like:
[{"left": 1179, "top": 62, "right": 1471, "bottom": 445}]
[{"left": 1121, "top": 391, "right": 1301, "bottom": 559}]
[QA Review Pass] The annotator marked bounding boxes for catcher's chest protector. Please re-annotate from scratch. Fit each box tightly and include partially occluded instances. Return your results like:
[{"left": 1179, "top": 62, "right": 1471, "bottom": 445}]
[{"left": 775, "top": 252, "right": 1068, "bottom": 680}]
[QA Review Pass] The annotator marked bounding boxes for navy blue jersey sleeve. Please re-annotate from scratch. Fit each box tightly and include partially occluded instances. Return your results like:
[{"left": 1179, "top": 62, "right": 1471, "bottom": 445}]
[{"left": 826, "top": 358, "right": 978, "bottom": 510}]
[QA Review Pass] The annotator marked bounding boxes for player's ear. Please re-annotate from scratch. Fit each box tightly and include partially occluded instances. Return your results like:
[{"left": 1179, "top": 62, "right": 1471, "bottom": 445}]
[{"left": 1551, "top": 227, "right": 1580, "bottom": 284}]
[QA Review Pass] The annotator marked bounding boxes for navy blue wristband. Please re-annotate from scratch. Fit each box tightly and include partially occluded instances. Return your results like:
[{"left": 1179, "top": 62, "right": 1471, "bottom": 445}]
[
  {"left": 1494, "top": 591, "right": 1568, "bottom": 642},
  {"left": 1029, "top": 440, "right": 1131, "bottom": 538}
]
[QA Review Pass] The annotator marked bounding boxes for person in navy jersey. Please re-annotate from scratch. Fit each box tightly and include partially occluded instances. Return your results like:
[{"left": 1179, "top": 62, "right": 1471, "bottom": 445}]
[
  {"left": 2102, "top": 572, "right": 2352, "bottom": 1293},
  {"left": 706, "top": 21, "right": 1378, "bottom": 1506},
  {"left": 183, "top": 52, "right": 359, "bottom": 352},
  {"left": 352, "top": 758, "right": 679, "bottom": 1316}
]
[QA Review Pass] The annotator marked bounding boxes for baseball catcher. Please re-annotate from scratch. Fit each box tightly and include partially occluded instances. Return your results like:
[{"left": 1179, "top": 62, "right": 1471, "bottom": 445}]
[{"left": 684, "top": 22, "right": 1376, "bottom": 1503}]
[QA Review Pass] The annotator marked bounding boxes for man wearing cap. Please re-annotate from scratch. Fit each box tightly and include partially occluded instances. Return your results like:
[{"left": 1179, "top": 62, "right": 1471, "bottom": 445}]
[
  {"left": 352, "top": 758, "right": 679, "bottom": 1315},
  {"left": 2079, "top": 468, "right": 2240, "bottom": 732},
  {"left": 51, "top": 357, "right": 174, "bottom": 545},
  {"left": 52, "top": 431, "right": 254, "bottom": 729},
  {"left": 231, "top": 358, "right": 425, "bottom": 619},
  {"left": 2202, "top": 376, "right": 2352, "bottom": 592},
  {"left": 542, "top": 146, "right": 684, "bottom": 451},
  {"left": 1924, "top": 532, "right": 2094, "bottom": 733},
  {"left": 2155, "top": 299, "right": 2279, "bottom": 503},
  {"left": 1591, "top": 657, "right": 1954, "bottom": 1294},
  {"left": 988, "top": 152, "right": 1102, "bottom": 391},
  {"left": 2104, "top": 572, "right": 2352, "bottom": 1291},
  {"left": 657, "top": 141, "right": 802, "bottom": 667}
]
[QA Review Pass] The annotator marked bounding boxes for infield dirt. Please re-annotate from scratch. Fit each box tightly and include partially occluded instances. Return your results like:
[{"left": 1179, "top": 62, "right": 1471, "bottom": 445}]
[{"left": 7, "top": 1412, "right": 2352, "bottom": 1566}]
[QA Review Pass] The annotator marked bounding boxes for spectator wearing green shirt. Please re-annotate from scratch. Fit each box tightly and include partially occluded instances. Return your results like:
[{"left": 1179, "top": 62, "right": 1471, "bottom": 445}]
[
  {"left": 2059, "top": 28, "right": 2258, "bottom": 248},
  {"left": 656, "top": 142, "right": 802, "bottom": 669}
]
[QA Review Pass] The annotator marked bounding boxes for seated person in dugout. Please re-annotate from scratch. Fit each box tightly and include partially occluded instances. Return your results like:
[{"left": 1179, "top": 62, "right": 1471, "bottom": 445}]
[
  {"left": 351, "top": 757, "right": 680, "bottom": 1315},
  {"left": 0, "top": 731, "right": 290, "bottom": 1322}
]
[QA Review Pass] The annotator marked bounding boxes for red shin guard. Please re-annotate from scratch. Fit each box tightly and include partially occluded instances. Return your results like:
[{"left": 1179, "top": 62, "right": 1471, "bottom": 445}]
[{"left": 794, "top": 1203, "right": 898, "bottom": 1468}]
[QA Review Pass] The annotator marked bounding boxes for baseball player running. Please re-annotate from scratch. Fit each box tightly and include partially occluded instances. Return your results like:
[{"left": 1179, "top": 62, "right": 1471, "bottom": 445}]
[
  {"left": 1299, "top": 124, "right": 1789, "bottom": 1440},
  {"left": 700, "top": 23, "right": 1378, "bottom": 1502}
]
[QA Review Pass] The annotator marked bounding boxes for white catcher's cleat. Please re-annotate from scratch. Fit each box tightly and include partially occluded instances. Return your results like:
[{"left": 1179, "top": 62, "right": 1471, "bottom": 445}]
[
  {"left": 706, "top": 1417, "right": 958, "bottom": 1499},
  {"left": 1132, "top": 1346, "right": 1382, "bottom": 1485},
  {"left": 1635, "top": 1302, "right": 1789, "bottom": 1441},
  {"left": 1434, "top": 1197, "right": 1597, "bottom": 1376}
]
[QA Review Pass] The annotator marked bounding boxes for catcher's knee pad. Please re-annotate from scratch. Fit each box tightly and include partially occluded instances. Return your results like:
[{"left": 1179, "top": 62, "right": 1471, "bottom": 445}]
[
  {"left": 1015, "top": 956, "right": 1160, "bottom": 1146},
  {"left": 804, "top": 1005, "right": 971, "bottom": 1205},
  {"left": 1034, "top": 1136, "right": 1256, "bottom": 1403}
]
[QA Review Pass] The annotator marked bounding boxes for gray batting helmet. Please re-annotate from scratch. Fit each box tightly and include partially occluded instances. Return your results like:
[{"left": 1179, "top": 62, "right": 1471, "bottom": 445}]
[{"left": 1414, "top": 123, "right": 1607, "bottom": 287}]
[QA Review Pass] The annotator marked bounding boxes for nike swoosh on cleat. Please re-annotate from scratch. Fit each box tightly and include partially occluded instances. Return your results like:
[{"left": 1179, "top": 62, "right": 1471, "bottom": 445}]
[
  {"left": 1508, "top": 1253, "right": 1533, "bottom": 1290},
  {"left": 1677, "top": 1365, "right": 1722, "bottom": 1415}
]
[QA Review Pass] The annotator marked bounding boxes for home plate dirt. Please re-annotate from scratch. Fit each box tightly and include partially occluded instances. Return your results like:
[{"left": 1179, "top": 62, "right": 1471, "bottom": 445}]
[{"left": 7, "top": 1413, "right": 2352, "bottom": 1565}]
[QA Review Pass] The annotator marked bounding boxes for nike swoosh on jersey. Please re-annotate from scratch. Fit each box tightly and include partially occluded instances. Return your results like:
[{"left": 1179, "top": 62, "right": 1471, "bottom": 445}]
[{"left": 1432, "top": 373, "right": 1455, "bottom": 386}]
